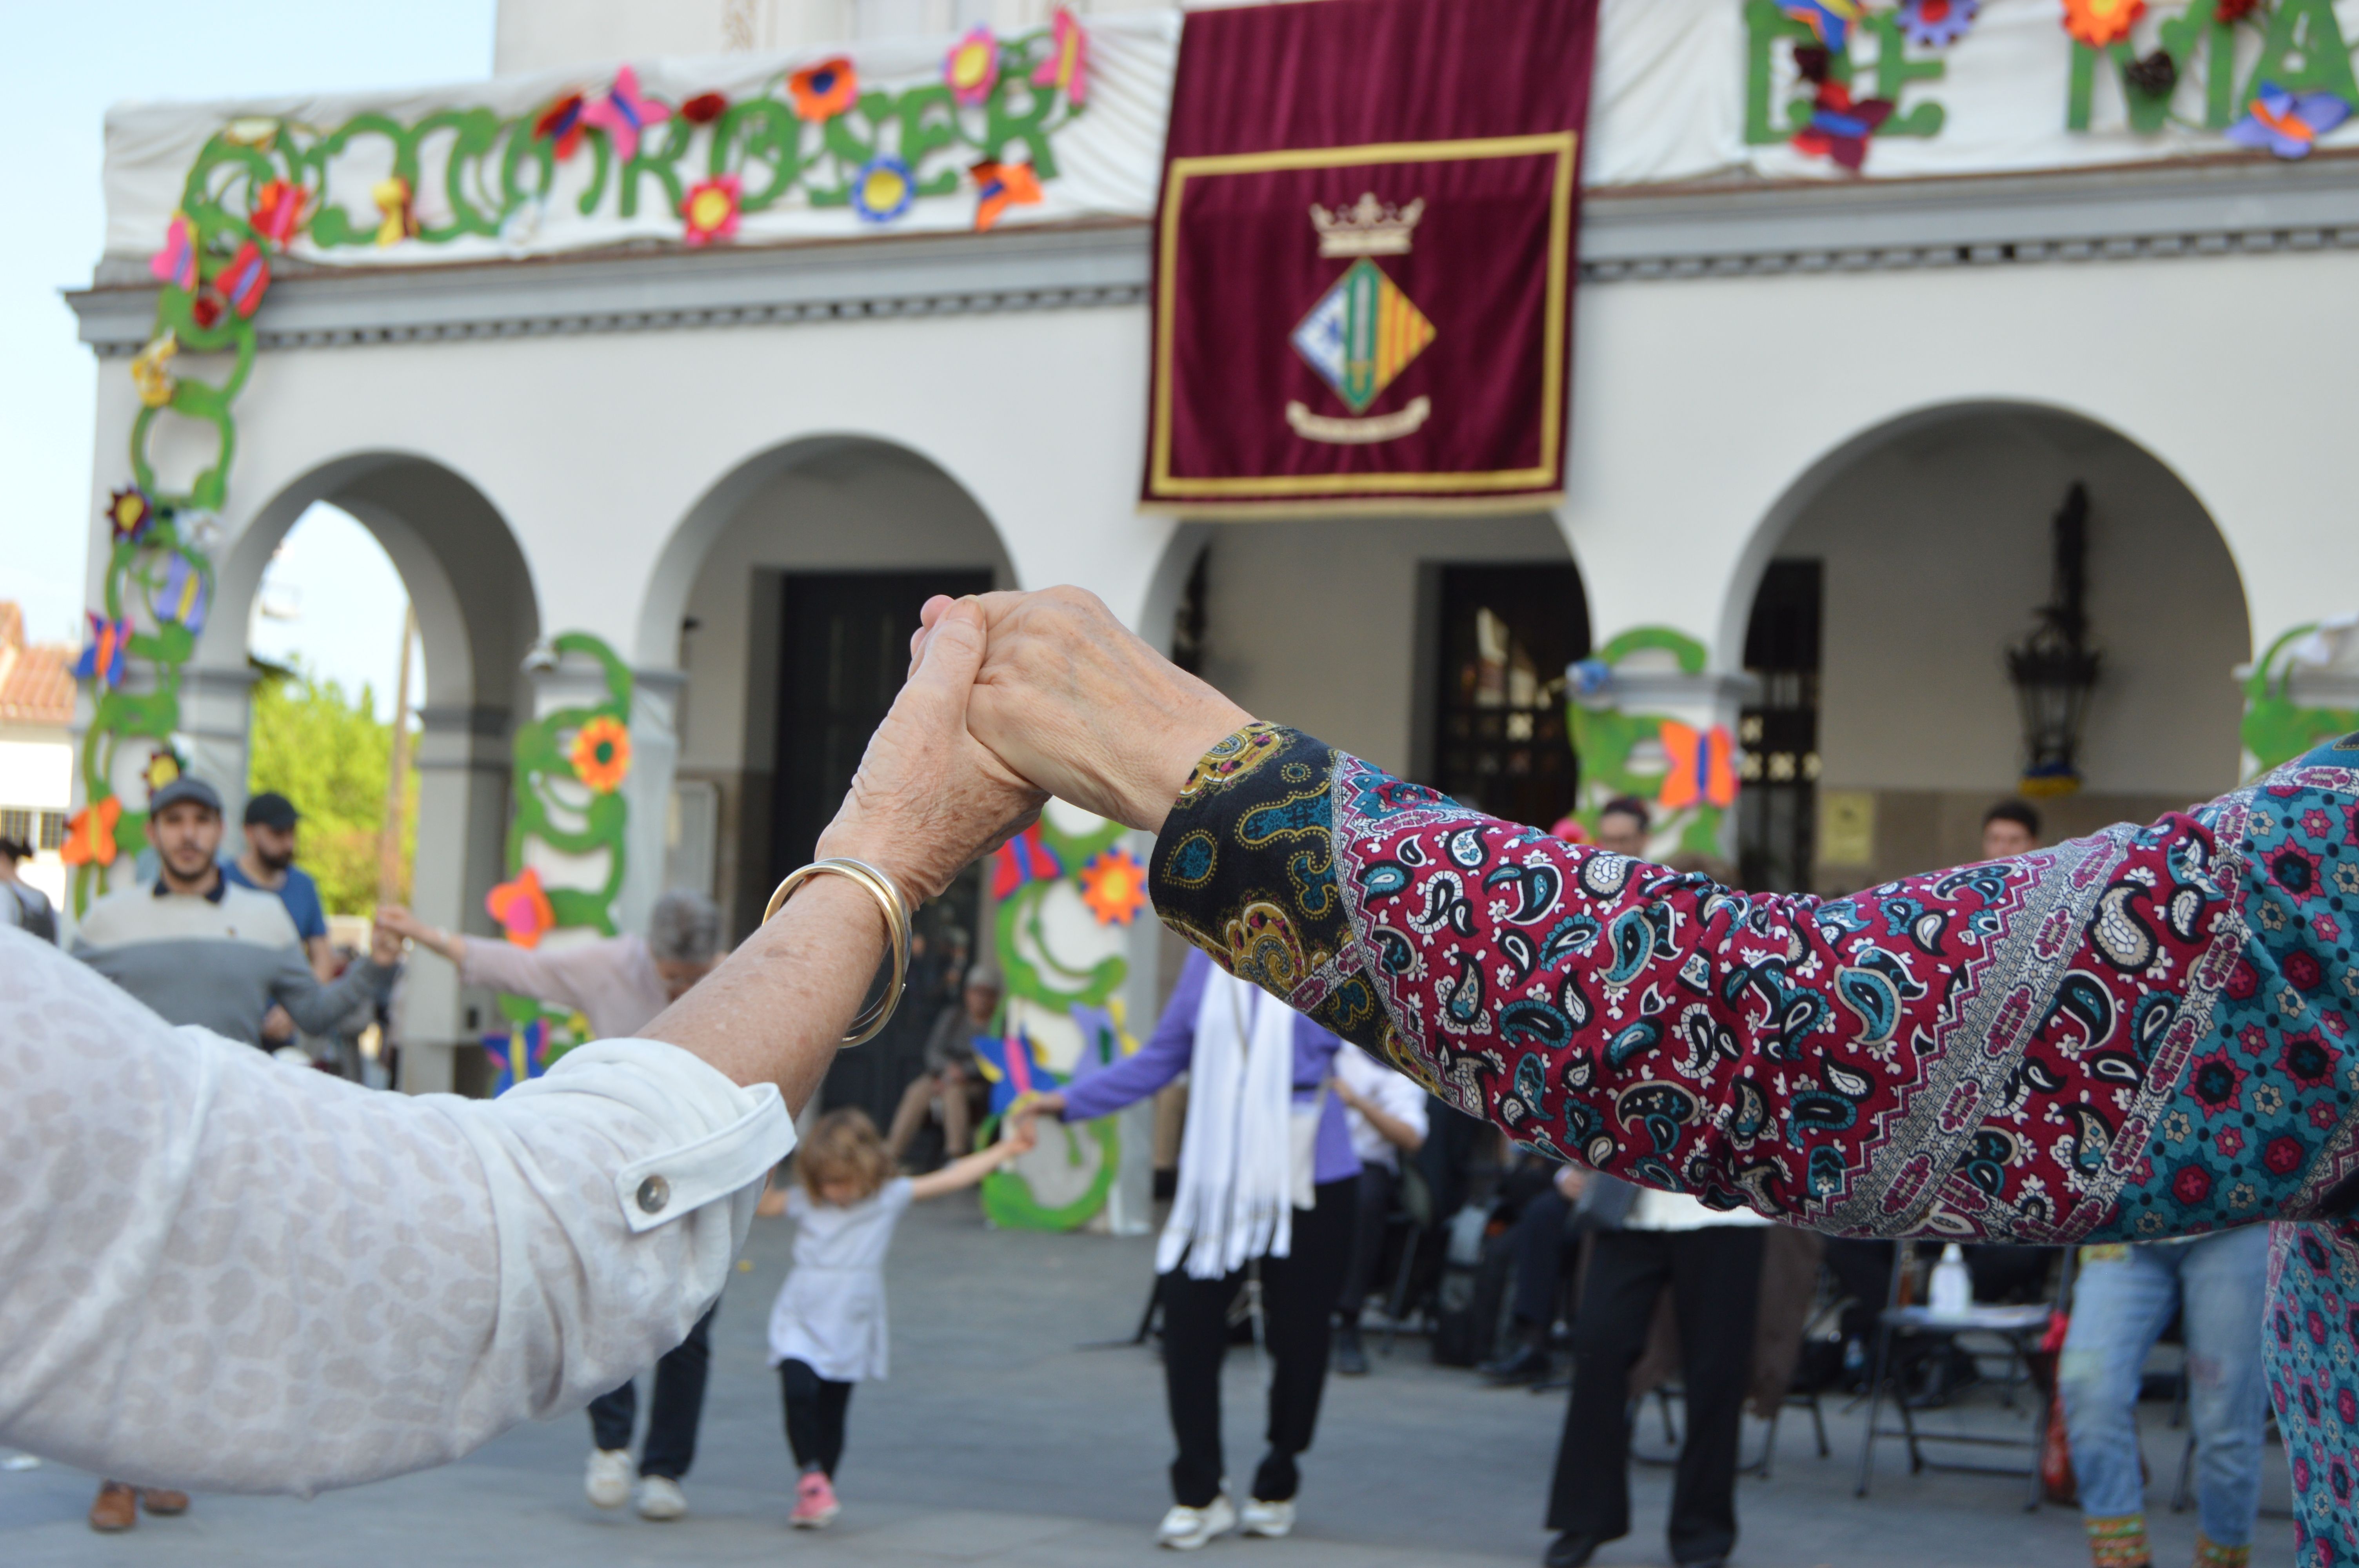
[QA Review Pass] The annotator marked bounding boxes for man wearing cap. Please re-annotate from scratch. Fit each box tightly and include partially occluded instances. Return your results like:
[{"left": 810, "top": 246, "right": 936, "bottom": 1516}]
[
  {"left": 224, "top": 790, "right": 333, "bottom": 980},
  {"left": 67, "top": 775, "right": 402, "bottom": 1535}
]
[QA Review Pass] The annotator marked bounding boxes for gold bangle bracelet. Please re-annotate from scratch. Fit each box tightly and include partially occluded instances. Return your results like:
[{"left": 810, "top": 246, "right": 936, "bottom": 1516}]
[{"left": 762, "top": 858, "right": 913, "bottom": 1048}]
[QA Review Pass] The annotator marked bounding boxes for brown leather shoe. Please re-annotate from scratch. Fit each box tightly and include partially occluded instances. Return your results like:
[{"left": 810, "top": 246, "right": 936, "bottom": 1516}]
[
  {"left": 140, "top": 1487, "right": 190, "bottom": 1516},
  {"left": 89, "top": 1481, "right": 137, "bottom": 1532}
]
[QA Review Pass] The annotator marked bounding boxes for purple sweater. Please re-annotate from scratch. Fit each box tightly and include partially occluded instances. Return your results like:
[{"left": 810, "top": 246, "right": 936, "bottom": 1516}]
[{"left": 1058, "top": 948, "right": 1359, "bottom": 1185}]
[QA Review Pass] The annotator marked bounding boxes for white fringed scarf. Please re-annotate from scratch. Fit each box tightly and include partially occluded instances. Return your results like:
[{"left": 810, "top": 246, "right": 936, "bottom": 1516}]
[{"left": 1158, "top": 967, "right": 1298, "bottom": 1279}]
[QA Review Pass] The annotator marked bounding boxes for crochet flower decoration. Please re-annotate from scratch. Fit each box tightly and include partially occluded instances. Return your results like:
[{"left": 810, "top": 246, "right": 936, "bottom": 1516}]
[
  {"left": 152, "top": 554, "right": 209, "bottom": 635},
  {"left": 1078, "top": 846, "right": 1150, "bottom": 926},
  {"left": 789, "top": 57, "right": 858, "bottom": 122},
  {"left": 972, "top": 159, "right": 1044, "bottom": 232},
  {"left": 142, "top": 747, "right": 184, "bottom": 796},
  {"left": 534, "top": 92, "right": 589, "bottom": 159},
  {"left": 852, "top": 154, "right": 917, "bottom": 223},
  {"left": 220, "top": 240, "right": 270, "bottom": 318},
  {"left": 2063, "top": 0, "right": 2145, "bottom": 47},
  {"left": 1032, "top": 7, "right": 1088, "bottom": 104},
  {"left": 582, "top": 65, "right": 671, "bottom": 165},
  {"left": 569, "top": 715, "right": 632, "bottom": 793},
  {"left": 1898, "top": 0, "right": 1978, "bottom": 47},
  {"left": 944, "top": 26, "right": 1001, "bottom": 106},
  {"left": 107, "top": 486, "right": 153, "bottom": 545},
  {"left": 682, "top": 174, "right": 742, "bottom": 247},
  {"left": 2215, "top": 0, "right": 2263, "bottom": 19},
  {"left": 131, "top": 331, "right": 178, "bottom": 408},
  {"left": 2226, "top": 81, "right": 2352, "bottom": 156},
  {"left": 61, "top": 795, "right": 122, "bottom": 869},
  {"left": 680, "top": 91, "right": 730, "bottom": 125},
  {"left": 372, "top": 175, "right": 418, "bottom": 247},
  {"left": 150, "top": 212, "right": 196, "bottom": 292},
  {"left": 74, "top": 613, "right": 135, "bottom": 690},
  {"left": 1783, "top": 0, "right": 1868, "bottom": 51},
  {"left": 250, "top": 178, "right": 308, "bottom": 248},
  {"left": 1793, "top": 80, "right": 1895, "bottom": 171},
  {"left": 486, "top": 866, "right": 558, "bottom": 948}
]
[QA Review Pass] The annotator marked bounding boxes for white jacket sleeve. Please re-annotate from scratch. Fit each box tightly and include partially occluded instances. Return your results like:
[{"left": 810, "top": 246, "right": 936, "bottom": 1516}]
[{"left": 0, "top": 929, "right": 793, "bottom": 1496}]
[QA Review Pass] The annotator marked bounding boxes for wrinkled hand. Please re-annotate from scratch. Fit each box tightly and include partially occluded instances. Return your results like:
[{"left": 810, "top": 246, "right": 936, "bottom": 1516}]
[
  {"left": 916, "top": 587, "right": 1253, "bottom": 835},
  {"left": 817, "top": 599, "right": 1047, "bottom": 905}
]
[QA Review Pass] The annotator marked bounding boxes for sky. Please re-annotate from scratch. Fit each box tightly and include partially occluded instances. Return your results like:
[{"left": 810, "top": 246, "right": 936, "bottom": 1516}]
[{"left": 0, "top": 0, "right": 496, "bottom": 715}]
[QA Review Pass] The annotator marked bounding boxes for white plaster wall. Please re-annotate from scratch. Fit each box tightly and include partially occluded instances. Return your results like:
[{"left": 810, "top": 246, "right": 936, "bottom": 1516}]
[
  {"left": 1191, "top": 515, "right": 1574, "bottom": 779},
  {"left": 1782, "top": 409, "right": 2249, "bottom": 800}
]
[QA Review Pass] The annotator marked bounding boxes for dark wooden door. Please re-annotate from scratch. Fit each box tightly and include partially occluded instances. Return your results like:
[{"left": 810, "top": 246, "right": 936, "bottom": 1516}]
[
  {"left": 774, "top": 570, "right": 992, "bottom": 1127},
  {"left": 1431, "top": 564, "right": 1590, "bottom": 830}
]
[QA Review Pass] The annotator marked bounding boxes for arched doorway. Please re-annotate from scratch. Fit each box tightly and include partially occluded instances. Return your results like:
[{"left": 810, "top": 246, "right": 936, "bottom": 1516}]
[
  {"left": 647, "top": 435, "right": 1017, "bottom": 1129},
  {"left": 1722, "top": 404, "right": 2249, "bottom": 892},
  {"left": 197, "top": 452, "right": 541, "bottom": 1091}
]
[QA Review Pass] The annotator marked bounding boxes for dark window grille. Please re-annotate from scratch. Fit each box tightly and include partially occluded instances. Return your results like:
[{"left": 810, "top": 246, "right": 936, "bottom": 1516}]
[
  {"left": 1737, "top": 559, "right": 1823, "bottom": 893},
  {"left": 1431, "top": 565, "right": 1589, "bottom": 830}
]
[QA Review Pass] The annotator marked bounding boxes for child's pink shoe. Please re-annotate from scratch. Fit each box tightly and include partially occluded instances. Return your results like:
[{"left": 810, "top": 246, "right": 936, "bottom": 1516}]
[{"left": 791, "top": 1470, "right": 840, "bottom": 1529}]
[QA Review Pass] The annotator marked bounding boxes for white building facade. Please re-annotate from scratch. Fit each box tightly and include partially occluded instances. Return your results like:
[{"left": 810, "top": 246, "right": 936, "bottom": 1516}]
[{"left": 65, "top": 0, "right": 2359, "bottom": 1103}]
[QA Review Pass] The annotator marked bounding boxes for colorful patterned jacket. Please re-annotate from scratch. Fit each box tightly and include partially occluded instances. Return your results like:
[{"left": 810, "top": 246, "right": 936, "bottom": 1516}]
[{"left": 1149, "top": 724, "right": 2359, "bottom": 1562}]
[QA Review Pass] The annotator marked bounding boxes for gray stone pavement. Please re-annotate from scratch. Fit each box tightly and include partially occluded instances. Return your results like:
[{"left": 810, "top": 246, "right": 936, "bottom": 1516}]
[{"left": 1, "top": 1193, "right": 2296, "bottom": 1566}]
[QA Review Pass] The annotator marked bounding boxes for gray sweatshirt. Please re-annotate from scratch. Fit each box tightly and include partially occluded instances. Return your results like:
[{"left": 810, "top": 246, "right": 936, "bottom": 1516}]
[{"left": 71, "top": 878, "right": 396, "bottom": 1047}]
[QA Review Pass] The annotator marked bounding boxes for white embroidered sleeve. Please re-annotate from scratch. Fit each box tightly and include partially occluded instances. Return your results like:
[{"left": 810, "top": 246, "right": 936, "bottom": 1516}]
[{"left": 0, "top": 931, "right": 793, "bottom": 1495}]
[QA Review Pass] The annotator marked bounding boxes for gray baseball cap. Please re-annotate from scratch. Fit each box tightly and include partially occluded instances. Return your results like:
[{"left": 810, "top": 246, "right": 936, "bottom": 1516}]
[{"left": 149, "top": 775, "right": 224, "bottom": 817}]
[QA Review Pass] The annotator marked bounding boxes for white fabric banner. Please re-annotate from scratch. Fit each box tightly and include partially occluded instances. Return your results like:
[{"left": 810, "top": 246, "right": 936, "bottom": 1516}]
[{"left": 101, "top": 0, "right": 2359, "bottom": 267}]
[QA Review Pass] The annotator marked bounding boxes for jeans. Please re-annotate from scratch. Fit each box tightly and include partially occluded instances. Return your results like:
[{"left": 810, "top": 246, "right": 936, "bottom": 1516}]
[
  {"left": 1161, "top": 1176, "right": 1356, "bottom": 1507},
  {"left": 587, "top": 1306, "right": 716, "bottom": 1481},
  {"left": 1550, "top": 1225, "right": 1766, "bottom": 1565},
  {"left": 1334, "top": 1163, "right": 1396, "bottom": 1320},
  {"left": 2059, "top": 1227, "right": 2270, "bottom": 1548}
]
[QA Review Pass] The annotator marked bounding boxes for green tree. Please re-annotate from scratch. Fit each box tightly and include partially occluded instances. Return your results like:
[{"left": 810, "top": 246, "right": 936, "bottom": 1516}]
[{"left": 247, "top": 664, "right": 416, "bottom": 916}]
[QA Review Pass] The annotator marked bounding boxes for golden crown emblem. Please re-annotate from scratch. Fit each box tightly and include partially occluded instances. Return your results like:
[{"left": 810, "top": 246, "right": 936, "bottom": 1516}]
[{"left": 1308, "top": 192, "right": 1425, "bottom": 257}]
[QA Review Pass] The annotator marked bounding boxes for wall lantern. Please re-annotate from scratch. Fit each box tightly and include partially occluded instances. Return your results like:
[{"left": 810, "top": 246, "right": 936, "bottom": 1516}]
[{"left": 2006, "top": 482, "right": 2101, "bottom": 797}]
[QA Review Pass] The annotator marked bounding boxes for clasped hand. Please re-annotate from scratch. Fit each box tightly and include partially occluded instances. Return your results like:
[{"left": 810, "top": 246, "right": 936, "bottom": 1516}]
[{"left": 813, "top": 588, "right": 1253, "bottom": 907}]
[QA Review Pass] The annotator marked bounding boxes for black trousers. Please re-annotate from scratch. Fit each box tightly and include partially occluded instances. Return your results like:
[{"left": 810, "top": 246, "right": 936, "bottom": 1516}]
[
  {"left": 1161, "top": 1176, "right": 1356, "bottom": 1508},
  {"left": 1549, "top": 1227, "right": 1765, "bottom": 1565},
  {"left": 779, "top": 1358, "right": 856, "bottom": 1478},
  {"left": 1509, "top": 1185, "right": 1575, "bottom": 1328},
  {"left": 1334, "top": 1163, "right": 1396, "bottom": 1320},
  {"left": 587, "top": 1306, "right": 715, "bottom": 1481}
]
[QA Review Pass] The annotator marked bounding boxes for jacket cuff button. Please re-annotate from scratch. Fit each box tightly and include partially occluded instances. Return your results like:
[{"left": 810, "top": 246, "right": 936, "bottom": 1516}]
[{"left": 636, "top": 1175, "right": 670, "bottom": 1214}]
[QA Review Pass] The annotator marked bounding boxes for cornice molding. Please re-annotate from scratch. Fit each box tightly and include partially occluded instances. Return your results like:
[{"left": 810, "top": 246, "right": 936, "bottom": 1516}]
[{"left": 64, "top": 156, "right": 2359, "bottom": 354}]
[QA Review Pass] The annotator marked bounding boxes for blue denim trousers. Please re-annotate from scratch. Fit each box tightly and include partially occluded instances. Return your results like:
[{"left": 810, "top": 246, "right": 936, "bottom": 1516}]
[{"left": 2059, "top": 1226, "right": 2270, "bottom": 1547}]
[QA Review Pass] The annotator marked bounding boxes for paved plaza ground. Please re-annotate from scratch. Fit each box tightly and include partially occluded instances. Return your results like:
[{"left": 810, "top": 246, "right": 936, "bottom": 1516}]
[{"left": 1, "top": 1192, "right": 2296, "bottom": 1566}]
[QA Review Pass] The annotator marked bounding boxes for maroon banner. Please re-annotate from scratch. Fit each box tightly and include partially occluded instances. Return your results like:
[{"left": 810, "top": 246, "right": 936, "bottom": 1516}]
[{"left": 1142, "top": 0, "right": 1600, "bottom": 515}]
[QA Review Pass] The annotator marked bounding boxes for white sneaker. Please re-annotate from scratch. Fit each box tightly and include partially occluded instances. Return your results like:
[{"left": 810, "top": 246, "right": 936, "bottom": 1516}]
[
  {"left": 1157, "top": 1495, "right": 1237, "bottom": 1550},
  {"left": 585, "top": 1448, "right": 632, "bottom": 1510},
  {"left": 1239, "top": 1497, "right": 1295, "bottom": 1538},
  {"left": 635, "top": 1475, "right": 687, "bottom": 1521}
]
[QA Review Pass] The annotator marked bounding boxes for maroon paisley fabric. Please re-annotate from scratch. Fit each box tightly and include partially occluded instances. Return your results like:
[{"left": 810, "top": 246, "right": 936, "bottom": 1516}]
[{"left": 1148, "top": 722, "right": 2359, "bottom": 1558}]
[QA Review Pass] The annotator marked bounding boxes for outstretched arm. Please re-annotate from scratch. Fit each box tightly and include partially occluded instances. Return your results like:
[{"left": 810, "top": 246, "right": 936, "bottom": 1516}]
[
  {"left": 948, "top": 587, "right": 2359, "bottom": 1246},
  {"left": 908, "top": 1115, "right": 1037, "bottom": 1200}
]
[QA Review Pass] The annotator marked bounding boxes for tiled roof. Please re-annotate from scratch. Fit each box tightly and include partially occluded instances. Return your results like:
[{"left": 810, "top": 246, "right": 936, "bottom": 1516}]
[{"left": 0, "top": 603, "right": 76, "bottom": 726}]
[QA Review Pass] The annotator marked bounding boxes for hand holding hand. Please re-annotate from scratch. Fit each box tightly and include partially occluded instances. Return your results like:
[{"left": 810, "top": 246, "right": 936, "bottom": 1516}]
[
  {"left": 920, "top": 587, "right": 1253, "bottom": 835},
  {"left": 816, "top": 599, "right": 1048, "bottom": 904},
  {"left": 369, "top": 918, "right": 405, "bottom": 969}
]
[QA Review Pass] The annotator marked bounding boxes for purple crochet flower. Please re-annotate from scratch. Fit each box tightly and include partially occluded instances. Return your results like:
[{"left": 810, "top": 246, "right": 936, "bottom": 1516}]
[{"left": 1899, "top": 0, "right": 1979, "bottom": 47}]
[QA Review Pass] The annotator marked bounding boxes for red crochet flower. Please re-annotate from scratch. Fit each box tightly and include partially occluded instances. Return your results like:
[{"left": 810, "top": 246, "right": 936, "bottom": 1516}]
[
  {"left": 2215, "top": 0, "right": 2262, "bottom": 19},
  {"left": 681, "top": 92, "right": 729, "bottom": 124}
]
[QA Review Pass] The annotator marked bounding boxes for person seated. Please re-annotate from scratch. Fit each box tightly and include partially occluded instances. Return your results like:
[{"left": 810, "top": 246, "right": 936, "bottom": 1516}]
[
  {"left": 885, "top": 965, "right": 1000, "bottom": 1167},
  {"left": 1478, "top": 1163, "right": 1591, "bottom": 1387},
  {"left": 1329, "top": 1040, "right": 1429, "bottom": 1376}
]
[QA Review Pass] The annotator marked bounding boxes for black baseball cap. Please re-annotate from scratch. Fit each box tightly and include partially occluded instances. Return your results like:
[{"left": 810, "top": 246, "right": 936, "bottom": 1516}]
[
  {"left": 151, "top": 776, "right": 224, "bottom": 817},
  {"left": 244, "top": 791, "right": 300, "bottom": 831}
]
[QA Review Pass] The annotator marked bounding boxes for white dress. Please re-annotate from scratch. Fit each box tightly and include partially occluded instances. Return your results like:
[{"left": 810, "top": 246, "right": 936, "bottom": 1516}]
[{"left": 766, "top": 1178, "right": 916, "bottom": 1382}]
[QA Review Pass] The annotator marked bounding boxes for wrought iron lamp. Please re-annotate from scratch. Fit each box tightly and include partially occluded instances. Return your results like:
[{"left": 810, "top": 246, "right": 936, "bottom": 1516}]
[{"left": 2006, "top": 483, "right": 2101, "bottom": 797}]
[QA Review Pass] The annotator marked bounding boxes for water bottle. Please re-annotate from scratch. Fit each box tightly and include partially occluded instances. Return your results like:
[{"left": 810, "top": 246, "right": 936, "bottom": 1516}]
[{"left": 1928, "top": 1242, "right": 1972, "bottom": 1317}]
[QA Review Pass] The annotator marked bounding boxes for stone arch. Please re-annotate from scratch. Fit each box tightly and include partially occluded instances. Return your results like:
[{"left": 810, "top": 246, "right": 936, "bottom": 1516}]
[{"left": 1717, "top": 400, "right": 2251, "bottom": 885}]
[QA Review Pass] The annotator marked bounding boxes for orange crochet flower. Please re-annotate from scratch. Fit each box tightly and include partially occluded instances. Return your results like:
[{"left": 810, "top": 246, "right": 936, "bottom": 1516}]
[
  {"left": 788, "top": 57, "right": 858, "bottom": 122},
  {"left": 486, "top": 866, "right": 557, "bottom": 948},
  {"left": 61, "top": 795, "right": 123, "bottom": 868},
  {"left": 570, "top": 715, "right": 632, "bottom": 794},
  {"left": 2063, "top": 0, "right": 2144, "bottom": 47},
  {"left": 1077, "top": 846, "right": 1150, "bottom": 926}
]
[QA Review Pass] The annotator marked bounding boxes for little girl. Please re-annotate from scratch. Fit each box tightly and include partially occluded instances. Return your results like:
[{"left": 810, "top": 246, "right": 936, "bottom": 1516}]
[{"left": 760, "top": 1105, "right": 1034, "bottom": 1528}]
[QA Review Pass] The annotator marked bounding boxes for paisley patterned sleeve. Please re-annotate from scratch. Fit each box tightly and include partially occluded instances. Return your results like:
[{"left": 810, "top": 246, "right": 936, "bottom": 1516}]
[{"left": 1149, "top": 723, "right": 2359, "bottom": 1243}]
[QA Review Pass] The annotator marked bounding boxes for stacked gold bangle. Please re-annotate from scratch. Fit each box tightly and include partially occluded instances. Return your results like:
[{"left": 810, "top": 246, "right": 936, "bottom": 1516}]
[{"left": 763, "top": 858, "right": 913, "bottom": 1048}]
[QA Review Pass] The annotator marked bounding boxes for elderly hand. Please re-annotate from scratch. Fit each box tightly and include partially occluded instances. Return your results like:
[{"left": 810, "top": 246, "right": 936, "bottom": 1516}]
[
  {"left": 917, "top": 587, "right": 1253, "bottom": 835},
  {"left": 816, "top": 598, "right": 1047, "bottom": 905}
]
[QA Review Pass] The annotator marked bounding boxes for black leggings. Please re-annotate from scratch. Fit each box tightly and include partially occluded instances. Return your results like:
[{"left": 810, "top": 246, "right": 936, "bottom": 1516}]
[
  {"left": 779, "top": 1359, "right": 855, "bottom": 1478},
  {"left": 1159, "top": 1176, "right": 1356, "bottom": 1508}
]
